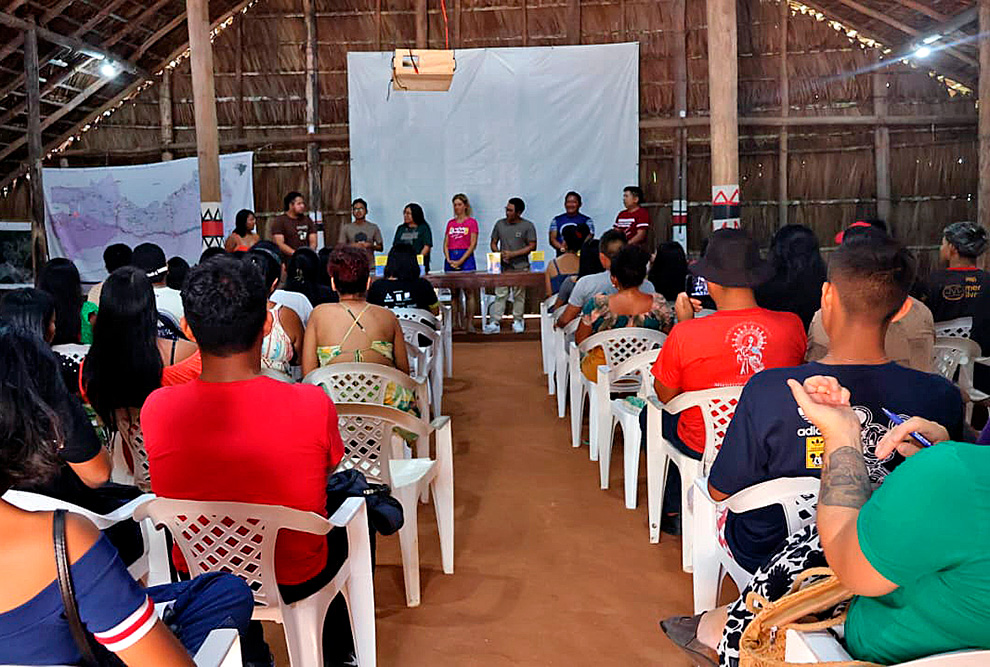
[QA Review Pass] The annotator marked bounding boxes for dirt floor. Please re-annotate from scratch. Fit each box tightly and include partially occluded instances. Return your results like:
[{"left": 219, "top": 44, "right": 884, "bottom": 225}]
[{"left": 268, "top": 339, "right": 696, "bottom": 666}]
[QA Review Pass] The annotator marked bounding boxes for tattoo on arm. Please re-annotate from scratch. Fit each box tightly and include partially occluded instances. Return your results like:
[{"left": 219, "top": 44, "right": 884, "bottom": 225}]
[{"left": 820, "top": 446, "right": 873, "bottom": 509}]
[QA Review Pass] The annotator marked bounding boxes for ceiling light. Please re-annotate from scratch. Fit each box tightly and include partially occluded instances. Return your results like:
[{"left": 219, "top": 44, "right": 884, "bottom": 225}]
[
  {"left": 100, "top": 62, "right": 118, "bottom": 78},
  {"left": 913, "top": 46, "right": 932, "bottom": 59}
]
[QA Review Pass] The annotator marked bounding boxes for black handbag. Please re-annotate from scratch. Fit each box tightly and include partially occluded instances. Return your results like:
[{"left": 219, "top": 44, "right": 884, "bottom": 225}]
[
  {"left": 326, "top": 469, "right": 405, "bottom": 536},
  {"left": 53, "top": 510, "right": 124, "bottom": 667}
]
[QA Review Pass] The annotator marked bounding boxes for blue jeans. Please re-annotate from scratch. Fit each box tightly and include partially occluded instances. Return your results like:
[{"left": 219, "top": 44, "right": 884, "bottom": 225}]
[{"left": 149, "top": 572, "right": 254, "bottom": 656}]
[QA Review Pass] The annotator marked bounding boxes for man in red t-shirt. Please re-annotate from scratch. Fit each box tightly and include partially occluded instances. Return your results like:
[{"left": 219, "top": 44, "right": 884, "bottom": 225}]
[
  {"left": 646, "top": 228, "right": 807, "bottom": 458},
  {"left": 613, "top": 185, "right": 650, "bottom": 247},
  {"left": 141, "top": 256, "right": 354, "bottom": 662}
]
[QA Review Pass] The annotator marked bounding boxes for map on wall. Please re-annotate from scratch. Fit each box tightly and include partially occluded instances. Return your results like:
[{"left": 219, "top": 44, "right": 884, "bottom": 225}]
[{"left": 43, "top": 151, "right": 254, "bottom": 282}]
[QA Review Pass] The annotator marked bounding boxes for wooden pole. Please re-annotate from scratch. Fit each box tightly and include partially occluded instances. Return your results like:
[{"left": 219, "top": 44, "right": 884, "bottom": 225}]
[
  {"left": 415, "top": 0, "right": 427, "bottom": 48},
  {"left": 303, "top": 0, "right": 323, "bottom": 244},
  {"left": 235, "top": 16, "right": 244, "bottom": 138},
  {"left": 25, "top": 23, "right": 48, "bottom": 278},
  {"left": 706, "top": 0, "right": 739, "bottom": 230},
  {"left": 451, "top": 0, "right": 458, "bottom": 47},
  {"left": 980, "top": 0, "right": 990, "bottom": 262},
  {"left": 159, "top": 68, "right": 173, "bottom": 161},
  {"left": 565, "top": 0, "right": 579, "bottom": 44},
  {"left": 778, "top": 0, "right": 788, "bottom": 227},
  {"left": 671, "top": 0, "right": 687, "bottom": 249},
  {"left": 874, "top": 69, "right": 892, "bottom": 228},
  {"left": 186, "top": 0, "right": 224, "bottom": 250},
  {"left": 522, "top": 0, "right": 528, "bottom": 46}
]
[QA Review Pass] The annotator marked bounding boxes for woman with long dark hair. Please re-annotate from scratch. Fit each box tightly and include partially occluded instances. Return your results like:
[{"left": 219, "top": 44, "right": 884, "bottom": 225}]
[
  {"left": 648, "top": 241, "right": 689, "bottom": 304},
  {"left": 755, "top": 224, "right": 827, "bottom": 329},
  {"left": 245, "top": 244, "right": 304, "bottom": 374},
  {"left": 553, "top": 237, "right": 602, "bottom": 310},
  {"left": 82, "top": 267, "right": 199, "bottom": 430},
  {"left": 392, "top": 202, "right": 433, "bottom": 273},
  {"left": 368, "top": 244, "right": 440, "bottom": 313},
  {"left": 224, "top": 209, "right": 260, "bottom": 252},
  {"left": 0, "top": 332, "right": 254, "bottom": 666},
  {"left": 38, "top": 258, "right": 88, "bottom": 345},
  {"left": 285, "top": 246, "right": 337, "bottom": 306}
]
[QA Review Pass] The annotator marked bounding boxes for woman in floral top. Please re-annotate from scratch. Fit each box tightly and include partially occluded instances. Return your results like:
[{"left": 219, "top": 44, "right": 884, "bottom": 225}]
[{"left": 576, "top": 244, "right": 673, "bottom": 380}]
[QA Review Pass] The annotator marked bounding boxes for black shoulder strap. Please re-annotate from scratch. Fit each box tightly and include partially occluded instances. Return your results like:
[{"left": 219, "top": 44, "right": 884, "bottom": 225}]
[{"left": 54, "top": 510, "right": 100, "bottom": 666}]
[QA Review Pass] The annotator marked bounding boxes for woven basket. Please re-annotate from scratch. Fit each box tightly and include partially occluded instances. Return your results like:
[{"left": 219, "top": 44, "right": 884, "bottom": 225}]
[{"left": 739, "top": 568, "right": 883, "bottom": 667}]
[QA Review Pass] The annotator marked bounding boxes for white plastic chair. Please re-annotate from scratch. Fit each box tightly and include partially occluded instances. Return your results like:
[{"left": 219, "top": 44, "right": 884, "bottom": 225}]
[
  {"left": 595, "top": 349, "right": 663, "bottom": 509},
  {"left": 135, "top": 496, "right": 377, "bottom": 667},
  {"left": 934, "top": 316, "right": 973, "bottom": 339},
  {"left": 399, "top": 318, "right": 443, "bottom": 418},
  {"left": 539, "top": 295, "right": 559, "bottom": 389},
  {"left": 644, "top": 388, "right": 742, "bottom": 573},
  {"left": 113, "top": 407, "right": 150, "bottom": 492},
  {"left": 933, "top": 336, "right": 988, "bottom": 421},
  {"left": 260, "top": 367, "right": 295, "bottom": 383},
  {"left": 1, "top": 490, "right": 166, "bottom": 584},
  {"left": 690, "top": 476, "right": 819, "bottom": 614},
  {"left": 552, "top": 317, "right": 579, "bottom": 413},
  {"left": 51, "top": 343, "right": 90, "bottom": 366},
  {"left": 785, "top": 629, "right": 990, "bottom": 665},
  {"left": 569, "top": 328, "right": 666, "bottom": 461},
  {"left": 335, "top": 402, "right": 454, "bottom": 608},
  {"left": 393, "top": 307, "right": 448, "bottom": 381}
]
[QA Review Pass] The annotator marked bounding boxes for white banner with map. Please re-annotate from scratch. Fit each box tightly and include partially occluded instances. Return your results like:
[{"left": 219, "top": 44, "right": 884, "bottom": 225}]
[{"left": 43, "top": 152, "right": 254, "bottom": 282}]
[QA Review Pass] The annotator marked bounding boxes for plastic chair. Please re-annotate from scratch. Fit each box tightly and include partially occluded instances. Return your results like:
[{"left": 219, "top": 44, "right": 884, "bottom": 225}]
[
  {"left": 933, "top": 336, "right": 988, "bottom": 421},
  {"left": 260, "top": 367, "right": 295, "bottom": 383},
  {"left": 51, "top": 343, "right": 90, "bottom": 366},
  {"left": 334, "top": 402, "right": 454, "bottom": 608},
  {"left": 644, "top": 387, "right": 742, "bottom": 572},
  {"left": 539, "top": 295, "right": 559, "bottom": 389},
  {"left": 113, "top": 407, "right": 151, "bottom": 492},
  {"left": 135, "top": 496, "right": 377, "bottom": 667},
  {"left": 595, "top": 349, "right": 664, "bottom": 508},
  {"left": 568, "top": 328, "right": 666, "bottom": 461},
  {"left": 399, "top": 318, "right": 443, "bottom": 418},
  {"left": 552, "top": 316, "right": 579, "bottom": 411},
  {"left": 393, "top": 307, "right": 449, "bottom": 380},
  {"left": 784, "top": 629, "right": 990, "bottom": 665},
  {"left": 690, "top": 475, "right": 819, "bottom": 613},
  {"left": 934, "top": 316, "right": 973, "bottom": 339},
  {"left": 1, "top": 490, "right": 166, "bottom": 584}
]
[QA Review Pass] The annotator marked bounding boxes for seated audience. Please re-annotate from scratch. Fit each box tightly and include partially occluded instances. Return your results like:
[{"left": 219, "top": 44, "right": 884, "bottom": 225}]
[
  {"left": 545, "top": 224, "right": 587, "bottom": 296},
  {"left": 663, "top": 375, "right": 990, "bottom": 667},
  {"left": 556, "top": 230, "right": 655, "bottom": 329},
  {"left": 199, "top": 246, "right": 226, "bottom": 264},
  {"left": 302, "top": 246, "right": 410, "bottom": 376},
  {"left": 576, "top": 245, "right": 673, "bottom": 380},
  {"left": 650, "top": 229, "right": 807, "bottom": 461},
  {"left": 368, "top": 243, "right": 440, "bottom": 314},
  {"left": 166, "top": 256, "right": 190, "bottom": 292},
  {"left": 82, "top": 266, "right": 201, "bottom": 431},
  {"left": 708, "top": 234, "right": 964, "bottom": 574},
  {"left": 225, "top": 208, "right": 261, "bottom": 252},
  {"left": 755, "top": 224, "right": 826, "bottom": 329},
  {"left": 807, "top": 225, "right": 934, "bottom": 372},
  {"left": 0, "top": 288, "right": 73, "bottom": 389},
  {"left": 133, "top": 243, "right": 184, "bottom": 322},
  {"left": 554, "top": 237, "right": 603, "bottom": 310},
  {"left": 38, "top": 258, "right": 88, "bottom": 346},
  {"left": 87, "top": 242, "right": 131, "bottom": 305},
  {"left": 613, "top": 185, "right": 649, "bottom": 247},
  {"left": 246, "top": 244, "right": 304, "bottom": 375},
  {"left": 0, "top": 327, "right": 253, "bottom": 666},
  {"left": 340, "top": 198, "right": 384, "bottom": 267},
  {"left": 549, "top": 191, "right": 595, "bottom": 254},
  {"left": 286, "top": 247, "right": 338, "bottom": 306},
  {"left": 648, "top": 241, "right": 689, "bottom": 304},
  {"left": 142, "top": 256, "right": 354, "bottom": 664},
  {"left": 920, "top": 220, "right": 989, "bottom": 324}
]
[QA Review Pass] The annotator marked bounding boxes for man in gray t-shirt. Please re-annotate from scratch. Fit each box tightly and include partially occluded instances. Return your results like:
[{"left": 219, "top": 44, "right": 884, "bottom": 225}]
[
  {"left": 556, "top": 229, "right": 654, "bottom": 330},
  {"left": 485, "top": 197, "right": 538, "bottom": 334}
]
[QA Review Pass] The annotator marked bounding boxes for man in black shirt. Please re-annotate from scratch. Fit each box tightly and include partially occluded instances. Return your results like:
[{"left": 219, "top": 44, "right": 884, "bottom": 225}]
[{"left": 921, "top": 221, "right": 989, "bottom": 325}]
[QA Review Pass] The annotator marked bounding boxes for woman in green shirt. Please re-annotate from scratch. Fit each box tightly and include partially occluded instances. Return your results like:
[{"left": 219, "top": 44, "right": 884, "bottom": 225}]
[{"left": 391, "top": 203, "right": 433, "bottom": 273}]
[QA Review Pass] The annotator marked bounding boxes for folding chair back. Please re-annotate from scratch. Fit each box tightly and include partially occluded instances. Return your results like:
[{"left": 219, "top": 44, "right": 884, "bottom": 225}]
[{"left": 934, "top": 317, "right": 973, "bottom": 340}]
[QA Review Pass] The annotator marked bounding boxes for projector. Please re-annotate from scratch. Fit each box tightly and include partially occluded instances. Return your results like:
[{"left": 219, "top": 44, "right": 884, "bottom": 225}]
[{"left": 392, "top": 49, "right": 455, "bottom": 92}]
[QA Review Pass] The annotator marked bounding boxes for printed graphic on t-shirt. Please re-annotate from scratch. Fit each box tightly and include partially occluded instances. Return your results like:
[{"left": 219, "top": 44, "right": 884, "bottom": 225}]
[
  {"left": 795, "top": 404, "right": 895, "bottom": 481},
  {"left": 384, "top": 291, "right": 413, "bottom": 306},
  {"left": 726, "top": 322, "right": 768, "bottom": 375}
]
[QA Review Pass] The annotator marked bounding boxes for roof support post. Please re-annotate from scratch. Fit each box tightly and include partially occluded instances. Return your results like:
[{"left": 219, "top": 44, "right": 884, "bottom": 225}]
[
  {"left": 25, "top": 23, "right": 48, "bottom": 277},
  {"left": 706, "top": 0, "right": 739, "bottom": 230}
]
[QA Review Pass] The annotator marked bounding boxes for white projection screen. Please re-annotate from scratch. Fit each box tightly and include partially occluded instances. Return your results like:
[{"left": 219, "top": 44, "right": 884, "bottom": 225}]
[{"left": 347, "top": 43, "right": 639, "bottom": 260}]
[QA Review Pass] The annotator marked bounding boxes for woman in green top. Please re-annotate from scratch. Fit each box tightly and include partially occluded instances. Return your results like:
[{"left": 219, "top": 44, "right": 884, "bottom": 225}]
[{"left": 391, "top": 203, "right": 433, "bottom": 273}]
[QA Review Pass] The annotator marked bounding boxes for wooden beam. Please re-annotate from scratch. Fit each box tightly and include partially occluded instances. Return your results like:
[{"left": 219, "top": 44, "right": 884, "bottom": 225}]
[
  {"left": 132, "top": 13, "right": 185, "bottom": 63},
  {"left": 0, "top": 11, "right": 150, "bottom": 78},
  {"left": 639, "top": 114, "right": 977, "bottom": 128},
  {"left": 415, "top": 0, "right": 427, "bottom": 48},
  {"left": 979, "top": 0, "right": 990, "bottom": 263},
  {"left": 234, "top": 16, "right": 243, "bottom": 138},
  {"left": 25, "top": 24, "right": 47, "bottom": 276},
  {"left": 874, "top": 70, "right": 892, "bottom": 227},
  {"left": 103, "top": 0, "right": 173, "bottom": 49},
  {"left": 186, "top": 0, "right": 223, "bottom": 250},
  {"left": 889, "top": 0, "right": 946, "bottom": 23},
  {"left": 522, "top": 0, "right": 528, "bottom": 47},
  {"left": 671, "top": 0, "right": 687, "bottom": 245},
  {"left": 779, "top": 0, "right": 789, "bottom": 227},
  {"left": 376, "top": 0, "right": 382, "bottom": 50},
  {"left": 707, "top": 0, "right": 739, "bottom": 230},
  {"left": 565, "top": 0, "right": 579, "bottom": 44},
  {"left": 0, "top": 0, "right": 78, "bottom": 68},
  {"left": 159, "top": 68, "right": 172, "bottom": 160},
  {"left": 303, "top": 0, "right": 323, "bottom": 242}
]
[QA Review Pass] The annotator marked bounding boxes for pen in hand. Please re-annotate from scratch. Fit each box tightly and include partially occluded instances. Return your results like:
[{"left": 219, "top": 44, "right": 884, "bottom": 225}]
[{"left": 881, "top": 408, "right": 935, "bottom": 448}]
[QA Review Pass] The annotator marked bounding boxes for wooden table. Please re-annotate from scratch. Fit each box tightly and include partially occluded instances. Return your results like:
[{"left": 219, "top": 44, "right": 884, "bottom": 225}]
[{"left": 425, "top": 270, "right": 547, "bottom": 297}]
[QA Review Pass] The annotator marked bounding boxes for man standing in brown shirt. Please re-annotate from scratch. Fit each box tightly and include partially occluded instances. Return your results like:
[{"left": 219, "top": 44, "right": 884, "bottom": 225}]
[{"left": 270, "top": 191, "right": 317, "bottom": 258}]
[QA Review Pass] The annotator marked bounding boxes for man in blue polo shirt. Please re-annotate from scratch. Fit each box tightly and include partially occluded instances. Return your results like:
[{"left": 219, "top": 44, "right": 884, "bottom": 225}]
[
  {"left": 708, "top": 233, "right": 965, "bottom": 574},
  {"left": 549, "top": 191, "right": 595, "bottom": 254}
]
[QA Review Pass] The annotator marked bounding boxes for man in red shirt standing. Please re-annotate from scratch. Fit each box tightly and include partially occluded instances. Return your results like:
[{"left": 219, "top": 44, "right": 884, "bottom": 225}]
[
  {"left": 613, "top": 185, "right": 650, "bottom": 247},
  {"left": 141, "top": 255, "right": 355, "bottom": 665},
  {"left": 643, "top": 228, "right": 807, "bottom": 534}
]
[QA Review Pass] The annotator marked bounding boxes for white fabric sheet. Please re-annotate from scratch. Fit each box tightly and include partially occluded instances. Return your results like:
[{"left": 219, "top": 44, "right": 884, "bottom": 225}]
[{"left": 347, "top": 43, "right": 639, "bottom": 263}]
